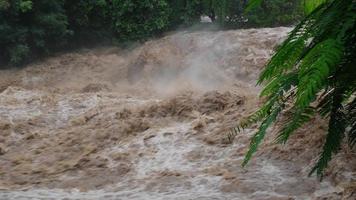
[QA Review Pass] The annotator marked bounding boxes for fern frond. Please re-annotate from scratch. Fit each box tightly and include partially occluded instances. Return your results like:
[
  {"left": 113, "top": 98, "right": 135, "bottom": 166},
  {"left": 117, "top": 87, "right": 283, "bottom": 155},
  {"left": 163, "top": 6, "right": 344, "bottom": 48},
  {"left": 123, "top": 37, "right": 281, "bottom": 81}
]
[
  {"left": 317, "top": 89, "right": 334, "bottom": 117},
  {"left": 299, "top": 39, "right": 342, "bottom": 75},
  {"left": 242, "top": 106, "right": 282, "bottom": 167},
  {"left": 310, "top": 110, "right": 346, "bottom": 179},
  {"left": 239, "top": 104, "right": 272, "bottom": 129},
  {"left": 349, "top": 122, "right": 356, "bottom": 148},
  {"left": 260, "top": 72, "right": 298, "bottom": 98},
  {"left": 335, "top": 1, "right": 356, "bottom": 40},
  {"left": 227, "top": 100, "right": 276, "bottom": 142},
  {"left": 258, "top": 38, "right": 305, "bottom": 83},
  {"left": 311, "top": 0, "right": 353, "bottom": 42},
  {"left": 229, "top": 0, "right": 355, "bottom": 178},
  {"left": 296, "top": 39, "right": 343, "bottom": 109},
  {"left": 347, "top": 99, "right": 356, "bottom": 148},
  {"left": 275, "top": 107, "right": 315, "bottom": 144},
  {"left": 310, "top": 88, "right": 346, "bottom": 178},
  {"left": 257, "top": 5, "right": 326, "bottom": 84},
  {"left": 228, "top": 72, "right": 298, "bottom": 142},
  {"left": 304, "top": 0, "right": 329, "bottom": 14},
  {"left": 248, "top": 72, "right": 298, "bottom": 128}
]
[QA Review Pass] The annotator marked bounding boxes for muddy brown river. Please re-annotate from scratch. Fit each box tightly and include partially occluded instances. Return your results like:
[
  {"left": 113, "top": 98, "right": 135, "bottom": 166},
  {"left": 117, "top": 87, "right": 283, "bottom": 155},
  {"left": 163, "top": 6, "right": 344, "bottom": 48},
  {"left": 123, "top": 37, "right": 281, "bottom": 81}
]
[{"left": 0, "top": 27, "right": 355, "bottom": 199}]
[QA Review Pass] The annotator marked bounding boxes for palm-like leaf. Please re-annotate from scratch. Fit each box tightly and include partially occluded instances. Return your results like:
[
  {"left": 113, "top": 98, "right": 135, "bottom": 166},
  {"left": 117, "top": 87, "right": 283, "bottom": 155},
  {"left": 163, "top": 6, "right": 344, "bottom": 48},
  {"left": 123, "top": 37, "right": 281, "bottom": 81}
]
[{"left": 230, "top": 0, "right": 356, "bottom": 178}]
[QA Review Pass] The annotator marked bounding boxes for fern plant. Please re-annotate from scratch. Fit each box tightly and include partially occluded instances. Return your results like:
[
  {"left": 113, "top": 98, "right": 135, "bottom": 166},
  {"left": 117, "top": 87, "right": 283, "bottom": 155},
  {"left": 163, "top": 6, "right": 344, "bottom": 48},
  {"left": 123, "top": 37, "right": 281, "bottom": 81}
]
[{"left": 230, "top": 0, "right": 356, "bottom": 178}]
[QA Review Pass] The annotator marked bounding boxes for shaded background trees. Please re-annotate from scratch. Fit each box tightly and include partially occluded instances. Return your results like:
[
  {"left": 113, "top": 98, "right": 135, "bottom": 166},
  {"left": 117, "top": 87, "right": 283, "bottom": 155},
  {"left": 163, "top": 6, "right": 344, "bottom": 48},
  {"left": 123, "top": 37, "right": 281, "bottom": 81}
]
[
  {"left": 0, "top": 0, "right": 302, "bottom": 66},
  {"left": 0, "top": 0, "right": 70, "bottom": 65}
]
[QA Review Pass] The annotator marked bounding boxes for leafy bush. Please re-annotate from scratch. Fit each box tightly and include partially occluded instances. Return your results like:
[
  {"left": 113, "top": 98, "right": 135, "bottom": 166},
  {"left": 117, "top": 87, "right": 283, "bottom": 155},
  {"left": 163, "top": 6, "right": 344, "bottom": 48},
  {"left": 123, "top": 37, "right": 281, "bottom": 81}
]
[
  {"left": 64, "top": 0, "right": 111, "bottom": 43},
  {"left": 199, "top": 0, "right": 302, "bottom": 28},
  {"left": 167, "top": 0, "right": 202, "bottom": 26},
  {"left": 0, "top": 0, "right": 304, "bottom": 66},
  {"left": 0, "top": 0, "right": 70, "bottom": 65},
  {"left": 201, "top": 0, "right": 245, "bottom": 24},
  {"left": 110, "top": 0, "right": 171, "bottom": 41},
  {"left": 245, "top": 0, "right": 303, "bottom": 27}
]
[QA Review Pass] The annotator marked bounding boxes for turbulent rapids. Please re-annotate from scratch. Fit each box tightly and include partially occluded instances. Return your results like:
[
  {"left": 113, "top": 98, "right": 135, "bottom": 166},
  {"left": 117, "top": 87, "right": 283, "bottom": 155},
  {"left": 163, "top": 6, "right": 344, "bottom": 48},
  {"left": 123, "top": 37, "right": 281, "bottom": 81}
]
[{"left": 0, "top": 27, "right": 355, "bottom": 200}]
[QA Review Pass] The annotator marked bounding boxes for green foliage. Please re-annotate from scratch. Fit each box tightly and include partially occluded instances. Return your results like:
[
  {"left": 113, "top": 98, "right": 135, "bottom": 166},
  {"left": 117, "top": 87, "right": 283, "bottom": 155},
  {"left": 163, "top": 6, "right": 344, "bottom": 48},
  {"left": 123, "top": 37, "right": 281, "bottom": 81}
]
[
  {"left": 230, "top": 0, "right": 356, "bottom": 178},
  {"left": 0, "top": 0, "right": 70, "bottom": 65},
  {"left": 310, "top": 88, "right": 346, "bottom": 178},
  {"left": 243, "top": 0, "right": 303, "bottom": 27},
  {"left": 348, "top": 99, "right": 356, "bottom": 148},
  {"left": 19, "top": 0, "right": 32, "bottom": 12},
  {"left": 275, "top": 107, "right": 315, "bottom": 143},
  {"left": 0, "top": 0, "right": 10, "bottom": 10},
  {"left": 303, "top": 0, "right": 328, "bottom": 14},
  {"left": 245, "top": 0, "right": 262, "bottom": 12},
  {"left": 200, "top": 0, "right": 246, "bottom": 26},
  {"left": 9, "top": 44, "right": 29, "bottom": 64},
  {"left": 242, "top": 106, "right": 282, "bottom": 166},
  {"left": 110, "top": 0, "right": 171, "bottom": 41},
  {"left": 64, "top": 0, "right": 108, "bottom": 30},
  {"left": 167, "top": 0, "right": 202, "bottom": 26},
  {"left": 199, "top": 0, "right": 302, "bottom": 28},
  {"left": 64, "top": 0, "right": 111, "bottom": 44},
  {"left": 0, "top": 0, "right": 176, "bottom": 65},
  {"left": 0, "top": 0, "right": 303, "bottom": 66}
]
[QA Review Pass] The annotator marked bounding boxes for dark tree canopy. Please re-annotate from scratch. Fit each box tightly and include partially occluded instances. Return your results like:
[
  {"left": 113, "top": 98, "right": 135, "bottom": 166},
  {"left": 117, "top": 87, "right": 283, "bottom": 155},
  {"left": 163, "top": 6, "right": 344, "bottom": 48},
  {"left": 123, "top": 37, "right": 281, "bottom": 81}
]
[{"left": 0, "top": 0, "right": 302, "bottom": 66}]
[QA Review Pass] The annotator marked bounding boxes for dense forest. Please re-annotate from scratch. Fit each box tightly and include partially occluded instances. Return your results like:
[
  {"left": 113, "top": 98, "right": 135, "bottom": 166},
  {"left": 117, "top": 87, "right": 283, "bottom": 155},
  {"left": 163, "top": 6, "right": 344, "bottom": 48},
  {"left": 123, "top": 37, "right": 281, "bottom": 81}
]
[{"left": 0, "top": 0, "right": 302, "bottom": 66}]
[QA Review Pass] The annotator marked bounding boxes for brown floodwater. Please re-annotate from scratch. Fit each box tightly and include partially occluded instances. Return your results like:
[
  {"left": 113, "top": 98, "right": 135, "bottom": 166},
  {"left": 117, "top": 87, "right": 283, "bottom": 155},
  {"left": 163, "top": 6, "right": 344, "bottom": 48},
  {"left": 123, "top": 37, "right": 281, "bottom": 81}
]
[{"left": 0, "top": 27, "right": 355, "bottom": 200}]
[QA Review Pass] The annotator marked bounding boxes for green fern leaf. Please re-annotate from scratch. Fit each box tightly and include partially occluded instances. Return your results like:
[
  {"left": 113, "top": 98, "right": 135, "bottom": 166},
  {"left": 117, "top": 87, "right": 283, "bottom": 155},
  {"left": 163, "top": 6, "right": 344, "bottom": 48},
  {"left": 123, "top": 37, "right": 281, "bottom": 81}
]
[
  {"left": 304, "top": 0, "right": 329, "bottom": 14},
  {"left": 296, "top": 39, "right": 343, "bottom": 109},
  {"left": 276, "top": 107, "right": 315, "bottom": 143},
  {"left": 258, "top": 36, "right": 306, "bottom": 83},
  {"left": 230, "top": 0, "right": 356, "bottom": 178},
  {"left": 349, "top": 123, "right": 356, "bottom": 148},
  {"left": 347, "top": 99, "right": 356, "bottom": 148},
  {"left": 260, "top": 72, "right": 298, "bottom": 98},
  {"left": 310, "top": 89, "right": 346, "bottom": 178},
  {"left": 242, "top": 106, "right": 282, "bottom": 167}
]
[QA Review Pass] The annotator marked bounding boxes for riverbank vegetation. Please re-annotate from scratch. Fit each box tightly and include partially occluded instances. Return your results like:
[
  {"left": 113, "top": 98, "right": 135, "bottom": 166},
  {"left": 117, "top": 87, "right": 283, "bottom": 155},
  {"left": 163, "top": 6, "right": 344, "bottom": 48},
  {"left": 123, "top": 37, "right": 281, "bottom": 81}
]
[{"left": 0, "top": 0, "right": 302, "bottom": 66}]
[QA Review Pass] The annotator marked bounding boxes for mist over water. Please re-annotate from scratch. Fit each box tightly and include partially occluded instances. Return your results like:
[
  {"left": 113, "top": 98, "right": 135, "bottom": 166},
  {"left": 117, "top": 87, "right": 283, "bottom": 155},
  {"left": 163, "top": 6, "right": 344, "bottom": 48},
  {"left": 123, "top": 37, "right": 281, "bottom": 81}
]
[{"left": 0, "top": 27, "right": 355, "bottom": 200}]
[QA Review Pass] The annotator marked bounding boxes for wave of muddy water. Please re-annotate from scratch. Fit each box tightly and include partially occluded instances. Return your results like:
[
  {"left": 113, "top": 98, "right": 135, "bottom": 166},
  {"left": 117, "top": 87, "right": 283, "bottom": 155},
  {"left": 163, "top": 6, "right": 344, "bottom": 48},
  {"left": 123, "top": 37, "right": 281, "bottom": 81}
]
[{"left": 0, "top": 27, "right": 355, "bottom": 200}]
